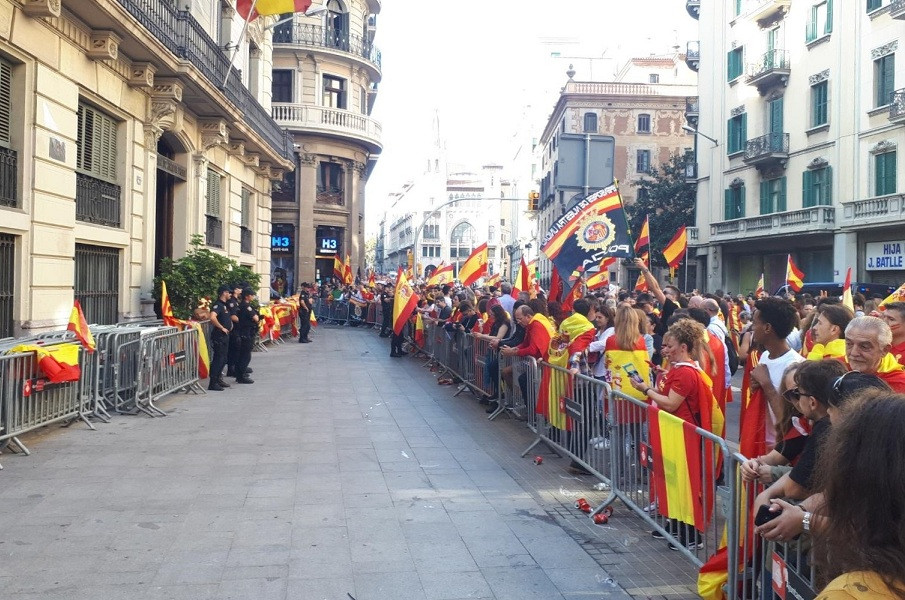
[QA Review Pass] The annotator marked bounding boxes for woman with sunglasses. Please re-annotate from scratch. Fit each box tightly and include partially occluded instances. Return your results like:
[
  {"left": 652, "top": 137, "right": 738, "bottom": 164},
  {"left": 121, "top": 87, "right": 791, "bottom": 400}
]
[{"left": 753, "top": 359, "right": 847, "bottom": 541}]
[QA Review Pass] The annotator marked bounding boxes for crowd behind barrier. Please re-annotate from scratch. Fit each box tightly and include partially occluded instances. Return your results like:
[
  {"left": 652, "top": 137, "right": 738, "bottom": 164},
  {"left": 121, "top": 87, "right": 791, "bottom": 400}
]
[{"left": 356, "top": 306, "right": 820, "bottom": 600}]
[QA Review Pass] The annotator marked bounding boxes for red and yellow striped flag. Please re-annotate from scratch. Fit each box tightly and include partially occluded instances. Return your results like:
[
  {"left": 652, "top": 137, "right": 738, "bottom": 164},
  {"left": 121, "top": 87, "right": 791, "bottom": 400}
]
[
  {"left": 754, "top": 273, "right": 765, "bottom": 298},
  {"left": 880, "top": 282, "right": 905, "bottom": 309},
  {"left": 842, "top": 267, "right": 854, "bottom": 312},
  {"left": 786, "top": 254, "right": 805, "bottom": 293},
  {"left": 393, "top": 268, "right": 418, "bottom": 335},
  {"left": 458, "top": 243, "right": 488, "bottom": 286},
  {"left": 512, "top": 257, "right": 531, "bottom": 297},
  {"left": 67, "top": 300, "right": 95, "bottom": 352},
  {"left": 333, "top": 254, "right": 344, "bottom": 281},
  {"left": 11, "top": 343, "right": 82, "bottom": 383},
  {"left": 414, "top": 312, "right": 425, "bottom": 347},
  {"left": 237, "top": 0, "right": 312, "bottom": 21},
  {"left": 634, "top": 215, "right": 650, "bottom": 253},
  {"left": 662, "top": 227, "right": 687, "bottom": 268},
  {"left": 343, "top": 254, "right": 353, "bottom": 285}
]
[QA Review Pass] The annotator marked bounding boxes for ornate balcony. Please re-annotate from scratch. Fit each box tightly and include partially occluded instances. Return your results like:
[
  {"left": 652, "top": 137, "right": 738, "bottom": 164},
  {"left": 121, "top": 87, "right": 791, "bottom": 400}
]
[
  {"left": 891, "top": 0, "right": 905, "bottom": 19},
  {"left": 686, "top": 0, "right": 700, "bottom": 19},
  {"left": 746, "top": 0, "right": 791, "bottom": 25},
  {"left": 841, "top": 194, "right": 905, "bottom": 229},
  {"left": 746, "top": 49, "right": 790, "bottom": 93},
  {"left": 743, "top": 132, "right": 789, "bottom": 170},
  {"left": 890, "top": 88, "right": 905, "bottom": 123},
  {"left": 685, "top": 97, "right": 699, "bottom": 126},
  {"left": 710, "top": 206, "right": 835, "bottom": 243},
  {"left": 272, "top": 104, "right": 382, "bottom": 153},
  {"left": 685, "top": 41, "right": 700, "bottom": 72},
  {"left": 273, "top": 23, "right": 381, "bottom": 75}
]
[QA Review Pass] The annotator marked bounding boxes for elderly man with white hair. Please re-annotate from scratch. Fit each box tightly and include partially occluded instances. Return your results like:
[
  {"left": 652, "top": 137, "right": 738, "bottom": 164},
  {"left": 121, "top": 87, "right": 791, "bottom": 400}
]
[{"left": 844, "top": 315, "right": 905, "bottom": 392}]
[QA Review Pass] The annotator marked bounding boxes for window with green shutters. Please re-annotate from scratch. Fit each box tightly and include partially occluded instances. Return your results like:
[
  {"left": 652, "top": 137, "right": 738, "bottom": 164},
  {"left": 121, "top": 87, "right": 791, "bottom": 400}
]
[
  {"left": 811, "top": 80, "right": 828, "bottom": 127},
  {"left": 875, "top": 152, "right": 897, "bottom": 196},
  {"left": 727, "top": 47, "right": 744, "bottom": 81},
  {"left": 724, "top": 185, "right": 745, "bottom": 220},
  {"left": 803, "top": 167, "right": 832, "bottom": 207},
  {"left": 760, "top": 177, "right": 787, "bottom": 214},
  {"left": 875, "top": 53, "right": 895, "bottom": 107},
  {"left": 76, "top": 103, "right": 117, "bottom": 183},
  {"left": 240, "top": 188, "right": 251, "bottom": 228},
  {"left": 734, "top": 0, "right": 742, "bottom": 17},
  {"left": 727, "top": 113, "right": 747, "bottom": 155},
  {"left": 806, "top": 1, "right": 833, "bottom": 43},
  {"left": 0, "top": 58, "right": 16, "bottom": 209},
  {"left": 206, "top": 168, "right": 221, "bottom": 216}
]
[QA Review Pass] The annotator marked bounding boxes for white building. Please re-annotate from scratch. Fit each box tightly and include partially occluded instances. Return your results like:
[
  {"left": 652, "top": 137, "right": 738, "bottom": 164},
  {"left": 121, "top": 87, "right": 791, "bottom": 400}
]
[{"left": 688, "top": 0, "right": 905, "bottom": 294}]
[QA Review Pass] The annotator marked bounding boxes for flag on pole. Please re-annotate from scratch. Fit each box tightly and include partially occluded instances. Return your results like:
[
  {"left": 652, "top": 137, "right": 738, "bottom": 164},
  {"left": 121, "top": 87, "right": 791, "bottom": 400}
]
[
  {"left": 662, "top": 226, "right": 688, "bottom": 268},
  {"left": 512, "top": 257, "right": 531, "bottom": 297},
  {"left": 237, "top": 0, "right": 312, "bottom": 21},
  {"left": 392, "top": 268, "right": 418, "bottom": 335},
  {"left": 842, "top": 267, "right": 854, "bottom": 312},
  {"left": 457, "top": 243, "right": 488, "bottom": 286},
  {"left": 786, "top": 254, "right": 805, "bottom": 293},
  {"left": 67, "top": 300, "right": 96, "bottom": 352},
  {"left": 333, "top": 254, "right": 344, "bottom": 281},
  {"left": 414, "top": 312, "right": 425, "bottom": 347},
  {"left": 548, "top": 266, "right": 563, "bottom": 303},
  {"left": 755, "top": 273, "right": 765, "bottom": 298},
  {"left": 540, "top": 184, "right": 635, "bottom": 279},
  {"left": 343, "top": 254, "right": 353, "bottom": 285},
  {"left": 634, "top": 215, "right": 650, "bottom": 253},
  {"left": 586, "top": 271, "right": 609, "bottom": 291},
  {"left": 561, "top": 278, "right": 582, "bottom": 312},
  {"left": 428, "top": 262, "right": 454, "bottom": 287},
  {"left": 160, "top": 281, "right": 180, "bottom": 327},
  {"left": 309, "top": 309, "right": 318, "bottom": 328},
  {"left": 485, "top": 272, "right": 501, "bottom": 288}
]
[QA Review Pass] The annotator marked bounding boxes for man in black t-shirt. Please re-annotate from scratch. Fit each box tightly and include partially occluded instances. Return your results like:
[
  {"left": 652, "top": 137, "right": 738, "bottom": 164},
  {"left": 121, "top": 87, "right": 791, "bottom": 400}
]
[{"left": 208, "top": 285, "right": 234, "bottom": 391}]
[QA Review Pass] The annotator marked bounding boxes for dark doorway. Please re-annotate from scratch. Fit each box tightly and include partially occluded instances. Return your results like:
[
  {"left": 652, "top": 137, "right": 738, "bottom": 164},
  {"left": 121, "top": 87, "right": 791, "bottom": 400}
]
[{"left": 155, "top": 136, "right": 185, "bottom": 276}]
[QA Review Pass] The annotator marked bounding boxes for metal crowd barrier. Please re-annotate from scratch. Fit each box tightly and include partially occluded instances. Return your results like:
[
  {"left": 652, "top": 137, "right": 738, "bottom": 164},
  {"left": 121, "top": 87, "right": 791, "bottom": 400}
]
[
  {"left": 0, "top": 345, "right": 93, "bottom": 457},
  {"left": 137, "top": 327, "right": 203, "bottom": 417},
  {"left": 492, "top": 352, "right": 540, "bottom": 427}
]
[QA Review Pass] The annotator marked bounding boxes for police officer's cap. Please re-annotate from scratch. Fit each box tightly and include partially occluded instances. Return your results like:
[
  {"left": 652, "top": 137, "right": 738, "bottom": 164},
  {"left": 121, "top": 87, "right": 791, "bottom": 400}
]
[
  {"left": 217, "top": 284, "right": 232, "bottom": 295},
  {"left": 242, "top": 288, "right": 256, "bottom": 298}
]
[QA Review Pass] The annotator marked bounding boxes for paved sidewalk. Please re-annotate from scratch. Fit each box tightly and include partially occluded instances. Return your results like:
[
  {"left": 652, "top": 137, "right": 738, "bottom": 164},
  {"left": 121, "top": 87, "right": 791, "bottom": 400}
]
[{"left": 0, "top": 326, "right": 698, "bottom": 600}]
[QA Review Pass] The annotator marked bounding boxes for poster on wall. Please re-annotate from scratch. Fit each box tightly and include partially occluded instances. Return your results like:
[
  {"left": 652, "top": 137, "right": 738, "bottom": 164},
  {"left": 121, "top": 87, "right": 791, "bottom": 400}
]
[{"left": 271, "top": 224, "right": 295, "bottom": 298}]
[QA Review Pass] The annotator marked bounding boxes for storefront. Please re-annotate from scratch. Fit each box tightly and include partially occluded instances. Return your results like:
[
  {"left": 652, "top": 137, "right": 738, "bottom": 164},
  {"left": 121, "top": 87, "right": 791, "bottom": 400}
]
[
  {"left": 270, "top": 224, "right": 295, "bottom": 298},
  {"left": 315, "top": 226, "right": 344, "bottom": 283}
]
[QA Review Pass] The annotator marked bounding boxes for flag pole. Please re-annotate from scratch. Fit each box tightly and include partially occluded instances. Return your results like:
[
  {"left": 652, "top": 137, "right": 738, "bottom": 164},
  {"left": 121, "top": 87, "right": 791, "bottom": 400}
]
[
  {"left": 684, "top": 254, "right": 689, "bottom": 294},
  {"left": 223, "top": 0, "right": 258, "bottom": 87}
]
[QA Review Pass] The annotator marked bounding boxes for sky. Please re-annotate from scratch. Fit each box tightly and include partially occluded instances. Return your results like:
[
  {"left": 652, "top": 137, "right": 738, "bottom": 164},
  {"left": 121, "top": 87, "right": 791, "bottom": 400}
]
[{"left": 365, "top": 0, "right": 699, "bottom": 235}]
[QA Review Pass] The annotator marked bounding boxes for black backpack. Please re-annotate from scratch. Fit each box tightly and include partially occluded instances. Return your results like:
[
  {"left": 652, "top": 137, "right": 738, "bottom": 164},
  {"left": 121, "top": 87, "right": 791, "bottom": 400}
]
[{"left": 725, "top": 333, "right": 739, "bottom": 376}]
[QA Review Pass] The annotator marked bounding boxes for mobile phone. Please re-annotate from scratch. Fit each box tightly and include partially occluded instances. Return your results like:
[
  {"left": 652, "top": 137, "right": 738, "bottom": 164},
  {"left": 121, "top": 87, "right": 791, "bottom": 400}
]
[
  {"left": 623, "top": 363, "right": 644, "bottom": 384},
  {"left": 754, "top": 503, "right": 782, "bottom": 527}
]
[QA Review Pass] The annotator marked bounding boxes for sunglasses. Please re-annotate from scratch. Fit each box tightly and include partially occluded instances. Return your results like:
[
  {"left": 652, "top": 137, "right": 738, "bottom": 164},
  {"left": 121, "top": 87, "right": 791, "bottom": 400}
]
[
  {"left": 782, "top": 388, "right": 813, "bottom": 403},
  {"left": 832, "top": 370, "right": 859, "bottom": 395}
]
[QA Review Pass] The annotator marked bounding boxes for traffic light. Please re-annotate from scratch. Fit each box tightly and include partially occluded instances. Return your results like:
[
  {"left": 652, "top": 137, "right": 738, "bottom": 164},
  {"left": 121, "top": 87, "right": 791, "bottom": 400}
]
[{"left": 528, "top": 191, "right": 540, "bottom": 211}]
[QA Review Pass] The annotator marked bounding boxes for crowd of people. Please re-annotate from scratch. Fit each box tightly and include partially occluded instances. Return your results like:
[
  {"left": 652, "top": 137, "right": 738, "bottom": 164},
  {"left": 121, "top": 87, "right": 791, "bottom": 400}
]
[{"left": 319, "top": 261, "right": 905, "bottom": 596}]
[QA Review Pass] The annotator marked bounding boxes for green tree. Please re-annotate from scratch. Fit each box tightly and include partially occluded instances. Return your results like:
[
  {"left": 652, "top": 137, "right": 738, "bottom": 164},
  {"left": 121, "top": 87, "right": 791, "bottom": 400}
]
[
  {"left": 628, "top": 153, "right": 696, "bottom": 267},
  {"left": 154, "top": 235, "right": 261, "bottom": 319}
]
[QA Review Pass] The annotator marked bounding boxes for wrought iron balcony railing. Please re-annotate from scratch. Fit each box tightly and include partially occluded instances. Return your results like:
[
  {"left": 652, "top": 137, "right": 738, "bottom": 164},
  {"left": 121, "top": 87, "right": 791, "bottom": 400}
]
[
  {"left": 744, "top": 132, "right": 790, "bottom": 164},
  {"left": 273, "top": 23, "right": 382, "bottom": 71},
  {"left": 0, "top": 147, "right": 17, "bottom": 208},
  {"left": 685, "top": 41, "right": 700, "bottom": 72},
  {"left": 76, "top": 173, "right": 122, "bottom": 228},
  {"left": 686, "top": 0, "right": 700, "bottom": 19},
  {"left": 747, "top": 49, "right": 791, "bottom": 87},
  {"left": 114, "top": 0, "right": 292, "bottom": 161},
  {"left": 890, "top": 88, "right": 905, "bottom": 122}
]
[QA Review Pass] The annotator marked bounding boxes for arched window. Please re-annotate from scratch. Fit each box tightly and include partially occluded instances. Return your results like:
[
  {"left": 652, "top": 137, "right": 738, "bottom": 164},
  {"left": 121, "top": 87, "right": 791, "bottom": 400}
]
[
  {"left": 583, "top": 112, "right": 598, "bottom": 133},
  {"left": 450, "top": 222, "right": 476, "bottom": 259},
  {"left": 326, "top": 0, "right": 349, "bottom": 47}
]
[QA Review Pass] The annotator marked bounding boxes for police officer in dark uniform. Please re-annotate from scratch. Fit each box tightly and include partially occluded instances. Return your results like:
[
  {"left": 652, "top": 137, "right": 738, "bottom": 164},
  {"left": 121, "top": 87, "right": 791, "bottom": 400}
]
[
  {"left": 234, "top": 288, "right": 258, "bottom": 384},
  {"left": 225, "top": 283, "right": 242, "bottom": 377},
  {"left": 297, "top": 283, "right": 313, "bottom": 343},
  {"left": 208, "top": 285, "right": 234, "bottom": 391},
  {"left": 379, "top": 284, "right": 393, "bottom": 337}
]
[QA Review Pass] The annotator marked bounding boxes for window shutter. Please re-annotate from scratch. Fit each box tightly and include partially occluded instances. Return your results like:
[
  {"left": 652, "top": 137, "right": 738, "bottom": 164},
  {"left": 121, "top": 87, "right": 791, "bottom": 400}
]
[
  {"left": 884, "top": 54, "right": 895, "bottom": 105},
  {"left": 739, "top": 184, "right": 746, "bottom": 218},
  {"left": 726, "top": 118, "right": 733, "bottom": 153},
  {"left": 725, "top": 189, "right": 732, "bottom": 220},
  {"left": 206, "top": 168, "right": 220, "bottom": 215},
  {"left": 824, "top": 166, "right": 833, "bottom": 205},
  {"left": 741, "top": 113, "right": 748, "bottom": 147},
  {"left": 760, "top": 181, "right": 770, "bottom": 214},
  {"left": 778, "top": 177, "right": 787, "bottom": 212},
  {"left": 241, "top": 188, "right": 251, "bottom": 227},
  {"left": 0, "top": 60, "right": 10, "bottom": 146},
  {"left": 887, "top": 152, "right": 898, "bottom": 195},
  {"left": 825, "top": 0, "right": 833, "bottom": 34},
  {"left": 803, "top": 170, "right": 812, "bottom": 208}
]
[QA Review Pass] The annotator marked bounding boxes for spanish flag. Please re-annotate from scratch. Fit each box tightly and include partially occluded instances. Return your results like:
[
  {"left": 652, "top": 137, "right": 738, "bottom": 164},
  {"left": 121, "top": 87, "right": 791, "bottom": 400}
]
[
  {"left": 11, "top": 343, "right": 82, "bottom": 383},
  {"left": 310, "top": 309, "right": 318, "bottom": 327},
  {"left": 343, "top": 254, "right": 353, "bottom": 285},
  {"left": 841, "top": 267, "right": 854, "bottom": 312},
  {"left": 67, "top": 300, "right": 95, "bottom": 352},
  {"left": 237, "top": 0, "right": 311, "bottom": 21},
  {"left": 428, "top": 262, "right": 454, "bottom": 287},
  {"left": 634, "top": 215, "right": 650, "bottom": 253},
  {"left": 544, "top": 313, "right": 596, "bottom": 430},
  {"left": 189, "top": 321, "right": 210, "bottom": 379},
  {"left": 367, "top": 270, "right": 376, "bottom": 287},
  {"left": 785, "top": 254, "right": 805, "bottom": 293},
  {"left": 738, "top": 351, "right": 767, "bottom": 459},
  {"left": 512, "top": 257, "right": 530, "bottom": 297},
  {"left": 484, "top": 272, "right": 501, "bottom": 288},
  {"left": 754, "top": 273, "right": 765, "bottom": 297},
  {"left": 392, "top": 268, "right": 418, "bottom": 336},
  {"left": 160, "top": 281, "right": 180, "bottom": 327},
  {"left": 807, "top": 338, "right": 846, "bottom": 361},
  {"left": 880, "top": 282, "right": 905, "bottom": 308},
  {"left": 414, "top": 312, "right": 425, "bottom": 347},
  {"left": 662, "top": 226, "right": 688, "bottom": 268},
  {"left": 586, "top": 270, "right": 609, "bottom": 291},
  {"left": 333, "top": 254, "right": 344, "bottom": 281},
  {"left": 561, "top": 278, "right": 582, "bottom": 312},
  {"left": 458, "top": 243, "right": 488, "bottom": 286},
  {"left": 548, "top": 266, "right": 563, "bottom": 302}
]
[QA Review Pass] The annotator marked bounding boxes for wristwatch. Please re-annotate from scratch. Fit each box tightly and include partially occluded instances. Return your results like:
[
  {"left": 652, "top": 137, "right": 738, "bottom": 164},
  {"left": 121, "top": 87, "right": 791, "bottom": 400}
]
[{"left": 802, "top": 511, "right": 812, "bottom": 532}]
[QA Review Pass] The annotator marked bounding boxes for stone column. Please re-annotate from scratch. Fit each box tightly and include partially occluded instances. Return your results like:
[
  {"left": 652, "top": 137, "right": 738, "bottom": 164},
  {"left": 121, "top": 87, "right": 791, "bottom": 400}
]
[{"left": 297, "top": 153, "right": 317, "bottom": 282}]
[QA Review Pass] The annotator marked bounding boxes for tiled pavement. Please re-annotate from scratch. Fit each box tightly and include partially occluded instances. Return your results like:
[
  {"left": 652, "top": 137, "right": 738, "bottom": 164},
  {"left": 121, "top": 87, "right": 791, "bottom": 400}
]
[{"left": 0, "top": 325, "right": 699, "bottom": 600}]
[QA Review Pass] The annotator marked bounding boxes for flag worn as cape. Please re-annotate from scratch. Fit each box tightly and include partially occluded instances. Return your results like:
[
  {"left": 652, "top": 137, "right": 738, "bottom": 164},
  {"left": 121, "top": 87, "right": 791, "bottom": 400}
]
[
  {"left": 67, "top": 300, "right": 96, "bottom": 352},
  {"left": 540, "top": 184, "right": 634, "bottom": 280},
  {"left": 393, "top": 268, "right": 418, "bottom": 335},
  {"left": 414, "top": 312, "right": 425, "bottom": 347},
  {"left": 543, "top": 313, "right": 596, "bottom": 430},
  {"left": 738, "top": 350, "right": 767, "bottom": 459},
  {"left": 806, "top": 338, "right": 846, "bottom": 361},
  {"left": 458, "top": 243, "right": 488, "bottom": 286},
  {"left": 11, "top": 343, "right": 81, "bottom": 383},
  {"left": 237, "top": 0, "right": 312, "bottom": 22}
]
